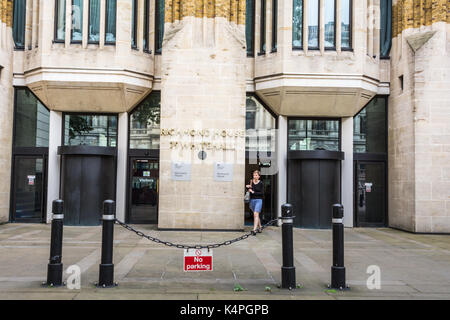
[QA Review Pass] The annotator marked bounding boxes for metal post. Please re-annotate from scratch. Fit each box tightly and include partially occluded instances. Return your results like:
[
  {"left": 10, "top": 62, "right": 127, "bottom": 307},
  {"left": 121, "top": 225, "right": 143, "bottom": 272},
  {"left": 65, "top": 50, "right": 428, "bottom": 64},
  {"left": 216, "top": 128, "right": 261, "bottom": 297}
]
[
  {"left": 46, "top": 199, "right": 64, "bottom": 287},
  {"left": 330, "top": 203, "right": 347, "bottom": 290},
  {"left": 281, "top": 203, "right": 296, "bottom": 290},
  {"left": 97, "top": 200, "right": 117, "bottom": 288}
]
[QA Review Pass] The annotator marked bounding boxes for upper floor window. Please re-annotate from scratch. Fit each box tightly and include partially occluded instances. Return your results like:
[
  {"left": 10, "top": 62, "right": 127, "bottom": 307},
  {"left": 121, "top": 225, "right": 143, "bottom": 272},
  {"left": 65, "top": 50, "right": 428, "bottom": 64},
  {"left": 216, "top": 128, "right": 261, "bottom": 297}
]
[
  {"left": 271, "top": 0, "right": 277, "bottom": 52},
  {"left": 143, "top": 0, "right": 150, "bottom": 52},
  {"left": 155, "top": 0, "right": 165, "bottom": 53},
  {"left": 324, "top": 0, "right": 335, "bottom": 49},
  {"left": 89, "top": 0, "right": 101, "bottom": 43},
  {"left": 71, "top": 0, "right": 84, "bottom": 43},
  {"left": 307, "top": 0, "right": 319, "bottom": 49},
  {"left": 13, "top": 0, "right": 26, "bottom": 49},
  {"left": 292, "top": 0, "right": 303, "bottom": 49},
  {"left": 380, "top": 0, "right": 391, "bottom": 57},
  {"left": 341, "top": 0, "right": 352, "bottom": 49},
  {"left": 131, "top": 0, "right": 138, "bottom": 49},
  {"left": 54, "top": 0, "right": 66, "bottom": 42},
  {"left": 259, "top": 0, "right": 266, "bottom": 54},
  {"left": 246, "top": 0, "right": 255, "bottom": 56},
  {"left": 105, "top": 0, "right": 117, "bottom": 44}
]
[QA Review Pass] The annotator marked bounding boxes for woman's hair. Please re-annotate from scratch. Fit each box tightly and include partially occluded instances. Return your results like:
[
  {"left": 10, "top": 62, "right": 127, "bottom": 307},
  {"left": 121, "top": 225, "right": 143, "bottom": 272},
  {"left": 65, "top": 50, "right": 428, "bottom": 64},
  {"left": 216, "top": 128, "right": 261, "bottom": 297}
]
[{"left": 252, "top": 170, "right": 261, "bottom": 177}]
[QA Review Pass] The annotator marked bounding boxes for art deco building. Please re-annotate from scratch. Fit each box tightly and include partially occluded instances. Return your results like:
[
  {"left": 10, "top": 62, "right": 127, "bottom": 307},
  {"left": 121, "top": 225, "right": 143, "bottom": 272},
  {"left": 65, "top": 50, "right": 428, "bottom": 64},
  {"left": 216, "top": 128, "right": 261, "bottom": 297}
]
[{"left": 0, "top": 0, "right": 448, "bottom": 233}]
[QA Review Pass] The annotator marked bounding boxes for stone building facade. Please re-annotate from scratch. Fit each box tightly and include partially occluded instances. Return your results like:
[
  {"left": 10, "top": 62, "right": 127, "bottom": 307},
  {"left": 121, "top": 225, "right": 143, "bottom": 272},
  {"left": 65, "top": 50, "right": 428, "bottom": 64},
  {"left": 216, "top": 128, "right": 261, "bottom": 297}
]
[{"left": 0, "top": 0, "right": 448, "bottom": 233}]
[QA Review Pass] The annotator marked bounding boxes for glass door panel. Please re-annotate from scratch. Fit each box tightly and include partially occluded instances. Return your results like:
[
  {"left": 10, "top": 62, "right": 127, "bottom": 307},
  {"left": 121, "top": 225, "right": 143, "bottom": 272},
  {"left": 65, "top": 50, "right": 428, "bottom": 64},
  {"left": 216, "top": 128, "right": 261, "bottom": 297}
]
[
  {"left": 12, "top": 156, "right": 46, "bottom": 221},
  {"left": 129, "top": 158, "right": 159, "bottom": 223}
]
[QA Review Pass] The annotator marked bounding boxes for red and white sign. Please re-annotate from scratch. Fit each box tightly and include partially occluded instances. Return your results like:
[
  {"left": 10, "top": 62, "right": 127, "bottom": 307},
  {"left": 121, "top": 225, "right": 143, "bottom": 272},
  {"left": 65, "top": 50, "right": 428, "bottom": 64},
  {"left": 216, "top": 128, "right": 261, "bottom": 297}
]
[{"left": 184, "top": 249, "right": 213, "bottom": 272}]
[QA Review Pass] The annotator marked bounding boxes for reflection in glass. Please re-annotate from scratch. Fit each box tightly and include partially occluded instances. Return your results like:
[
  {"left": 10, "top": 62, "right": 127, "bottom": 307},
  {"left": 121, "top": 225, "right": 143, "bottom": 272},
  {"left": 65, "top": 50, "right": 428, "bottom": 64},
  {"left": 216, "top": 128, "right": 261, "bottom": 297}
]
[
  {"left": 64, "top": 114, "right": 117, "bottom": 147},
  {"left": 288, "top": 119, "right": 340, "bottom": 151},
  {"left": 260, "top": 0, "right": 266, "bottom": 53},
  {"left": 55, "top": 0, "right": 66, "bottom": 41},
  {"left": 353, "top": 97, "right": 387, "bottom": 153},
  {"left": 89, "top": 0, "right": 100, "bottom": 43},
  {"left": 341, "top": 0, "right": 351, "bottom": 48},
  {"left": 14, "top": 88, "right": 49, "bottom": 148},
  {"left": 246, "top": 0, "right": 255, "bottom": 55},
  {"left": 71, "top": 0, "right": 84, "bottom": 42},
  {"left": 13, "top": 0, "right": 26, "bottom": 48},
  {"left": 324, "top": 0, "right": 335, "bottom": 48},
  {"left": 130, "top": 92, "right": 161, "bottom": 149},
  {"left": 246, "top": 96, "right": 276, "bottom": 153},
  {"left": 105, "top": 0, "right": 117, "bottom": 43},
  {"left": 308, "top": 0, "right": 319, "bottom": 48},
  {"left": 292, "top": 0, "right": 303, "bottom": 48}
]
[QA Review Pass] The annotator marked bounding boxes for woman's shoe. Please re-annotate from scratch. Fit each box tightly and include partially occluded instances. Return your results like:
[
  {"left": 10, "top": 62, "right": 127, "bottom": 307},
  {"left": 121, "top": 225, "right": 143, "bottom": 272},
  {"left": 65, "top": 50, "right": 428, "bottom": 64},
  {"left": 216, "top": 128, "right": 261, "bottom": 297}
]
[
  {"left": 251, "top": 230, "right": 256, "bottom": 236},
  {"left": 257, "top": 228, "right": 262, "bottom": 233}
]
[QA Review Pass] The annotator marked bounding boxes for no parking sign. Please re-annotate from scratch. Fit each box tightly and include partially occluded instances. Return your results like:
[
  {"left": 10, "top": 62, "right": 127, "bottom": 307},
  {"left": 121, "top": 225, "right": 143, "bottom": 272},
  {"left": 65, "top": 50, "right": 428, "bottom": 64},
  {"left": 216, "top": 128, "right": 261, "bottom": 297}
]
[{"left": 184, "top": 249, "right": 213, "bottom": 272}]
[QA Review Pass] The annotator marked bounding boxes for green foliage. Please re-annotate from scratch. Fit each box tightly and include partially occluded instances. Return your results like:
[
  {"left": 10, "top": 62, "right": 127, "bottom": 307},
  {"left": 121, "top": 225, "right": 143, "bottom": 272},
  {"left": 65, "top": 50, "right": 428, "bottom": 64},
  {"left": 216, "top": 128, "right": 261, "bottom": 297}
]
[{"left": 233, "top": 283, "right": 246, "bottom": 292}]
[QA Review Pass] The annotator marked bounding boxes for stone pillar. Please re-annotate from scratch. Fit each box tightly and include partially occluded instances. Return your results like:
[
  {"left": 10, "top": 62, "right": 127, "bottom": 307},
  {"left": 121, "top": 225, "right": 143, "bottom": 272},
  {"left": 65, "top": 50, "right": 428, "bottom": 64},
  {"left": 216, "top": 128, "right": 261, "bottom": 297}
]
[
  {"left": 0, "top": 0, "right": 14, "bottom": 223},
  {"left": 276, "top": 115, "right": 287, "bottom": 224},
  {"left": 341, "top": 117, "right": 354, "bottom": 228},
  {"left": 46, "top": 111, "right": 62, "bottom": 223},
  {"left": 115, "top": 112, "right": 128, "bottom": 222},
  {"left": 159, "top": 0, "right": 247, "bottom": 230}
]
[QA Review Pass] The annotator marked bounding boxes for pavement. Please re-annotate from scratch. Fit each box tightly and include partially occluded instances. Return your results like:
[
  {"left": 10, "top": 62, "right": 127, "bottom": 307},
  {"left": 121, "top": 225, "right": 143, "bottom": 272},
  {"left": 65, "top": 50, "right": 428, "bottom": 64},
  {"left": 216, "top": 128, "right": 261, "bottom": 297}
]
[{"left": 0, "top": 222, "right": 449, "bottom": 300}]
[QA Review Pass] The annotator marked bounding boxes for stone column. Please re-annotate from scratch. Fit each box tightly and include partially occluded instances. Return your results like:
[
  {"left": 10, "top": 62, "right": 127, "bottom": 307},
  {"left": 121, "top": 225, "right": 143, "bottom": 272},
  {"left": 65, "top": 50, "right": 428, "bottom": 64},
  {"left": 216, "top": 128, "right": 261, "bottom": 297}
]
[
  {"left": 159, "top": 0, "right": 247, "bottom": 230},
  {"left": 115, "top": 112, "right": 128, "bottom": 222},
  {"left": 341, "top": 116, "right": 353, "bottom": 228}
]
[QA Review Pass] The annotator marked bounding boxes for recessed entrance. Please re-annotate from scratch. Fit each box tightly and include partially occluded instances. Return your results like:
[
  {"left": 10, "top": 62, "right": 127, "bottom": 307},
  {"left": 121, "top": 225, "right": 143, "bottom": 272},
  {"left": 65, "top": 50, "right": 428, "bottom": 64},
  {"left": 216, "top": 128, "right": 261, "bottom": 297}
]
[{"left": 128, "top": 158, "right": 159, "bottom": 224}]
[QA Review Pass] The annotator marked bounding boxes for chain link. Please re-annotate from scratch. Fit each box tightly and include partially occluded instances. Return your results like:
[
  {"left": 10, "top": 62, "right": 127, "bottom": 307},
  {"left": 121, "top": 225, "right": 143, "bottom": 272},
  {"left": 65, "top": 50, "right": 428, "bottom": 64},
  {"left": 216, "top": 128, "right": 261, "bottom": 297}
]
[{"left": 115, "top": 218, "right": 279, "bottom": 250}]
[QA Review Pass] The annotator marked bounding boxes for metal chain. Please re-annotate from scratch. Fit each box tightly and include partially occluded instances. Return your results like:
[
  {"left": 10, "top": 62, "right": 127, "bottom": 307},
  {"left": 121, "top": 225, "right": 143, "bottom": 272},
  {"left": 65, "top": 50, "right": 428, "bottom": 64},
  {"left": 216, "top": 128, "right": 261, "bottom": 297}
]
[{"left": 115, "top": 218, "right": 279, "bottom": 250}]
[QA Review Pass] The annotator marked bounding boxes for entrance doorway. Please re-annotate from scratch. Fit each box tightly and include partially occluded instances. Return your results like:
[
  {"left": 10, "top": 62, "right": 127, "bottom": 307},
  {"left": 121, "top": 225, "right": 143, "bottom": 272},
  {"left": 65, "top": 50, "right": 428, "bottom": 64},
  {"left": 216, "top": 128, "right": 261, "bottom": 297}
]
[
  {"left": 128, "top": 158, "right": 159, "bottom": 224},
  {"left": 11, "top": 156, "right": 47, "bottom": 222},
  {"left": 354, "top": 161, "right": 387, "bottom": 227}
]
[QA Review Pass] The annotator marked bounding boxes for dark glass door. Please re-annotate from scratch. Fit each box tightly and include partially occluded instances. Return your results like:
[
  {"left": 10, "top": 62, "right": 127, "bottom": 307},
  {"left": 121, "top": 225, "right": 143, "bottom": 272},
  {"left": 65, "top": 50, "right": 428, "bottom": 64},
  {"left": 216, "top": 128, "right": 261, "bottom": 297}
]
[
  {"left": 355, "top": 161, "right": 386, "bottom": 227},
  {"left": 11, "top": 156, "right": 46, "bottom": 222},
  {"left": 128, "top": 158, "right": 159, "bottom": 223}
]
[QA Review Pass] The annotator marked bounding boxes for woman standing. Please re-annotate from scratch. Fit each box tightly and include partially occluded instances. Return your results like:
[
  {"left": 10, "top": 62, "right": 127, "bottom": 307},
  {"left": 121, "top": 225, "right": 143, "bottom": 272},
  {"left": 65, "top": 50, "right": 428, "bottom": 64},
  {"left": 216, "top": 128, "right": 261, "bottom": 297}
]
[{"left": 246, "top": 170, "right": 264, "bottom": 235}]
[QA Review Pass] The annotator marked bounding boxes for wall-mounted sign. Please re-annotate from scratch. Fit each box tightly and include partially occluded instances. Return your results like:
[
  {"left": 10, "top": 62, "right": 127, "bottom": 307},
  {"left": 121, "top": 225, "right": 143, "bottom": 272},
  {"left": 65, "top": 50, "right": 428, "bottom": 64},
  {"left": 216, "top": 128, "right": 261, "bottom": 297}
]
[
  {"left": 27, "top": 175, "right": 36, "bottom": 186},
  {"left": 214, "top": 163, "right": 233, "bottom": 182},
  {"left": 143, "top": 171, "right": 150, "bottom": 177},
  {"left": 171, "top": 162, "right": 191, "bottom": 181},
  {"left": 365, "top": 183, "right": 373, "bottom": 193}
]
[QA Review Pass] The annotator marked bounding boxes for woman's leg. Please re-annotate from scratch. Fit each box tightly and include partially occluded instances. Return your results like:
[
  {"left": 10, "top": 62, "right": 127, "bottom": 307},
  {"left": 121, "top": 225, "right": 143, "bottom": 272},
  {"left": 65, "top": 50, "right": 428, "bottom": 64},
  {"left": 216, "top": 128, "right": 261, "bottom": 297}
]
[{"left": 253, "top": 212, "right": 259, "bottom": 231}]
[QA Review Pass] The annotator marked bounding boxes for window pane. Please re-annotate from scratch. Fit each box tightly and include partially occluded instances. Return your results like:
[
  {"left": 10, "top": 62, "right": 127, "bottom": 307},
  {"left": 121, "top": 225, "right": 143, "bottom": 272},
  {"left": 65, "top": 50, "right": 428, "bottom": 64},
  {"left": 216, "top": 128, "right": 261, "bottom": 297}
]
[
  {"left": 272, "top": 0, "right": 277, "bottom": 51},
  {"left": 143, "top": 0, "right": 149, "bottom": 50},
  {"left": 308, "top": 0, "right": 319, "bottom": 48},
  {"left": 155, "top": 0, "right": 165, "bottom": 53},
  {"left": 380, "top": 0, "right": 391, "bottom": 57},
  {"left": 341, "top": 0, "right": 351, "bottom": 48},
  {"left": 89, "top": 0, "right": 100, "bottom": 42},
  {"left": 246, "top": 0, "right": 255, "bottom": 55},
  {"left": 55, "top": 0, "right": 66, "bottom": 41},
  {"left": 13, "top": 0, "right": 26, "bottom": 48},
  {"left": 324, "top": 0, "right": 335, "bottom": 48},
  {"left": 260, "top": 0, "right": 266, "bottom": 53},
  {"left": 130, "top": 92, "right": 161, "bottom": 149},
  {"left": 64, "top": 114, "right": 117, "bottom": 147},
  {"left": 246, "top": 96, "right": 276, "bottom": 153},
  {"left": 131, "top": 0, "right": 137, "bottom": 48},
  {"left": 292, "top": 0, "right": 303, "bottom": 48},
  {"left": 354, "top": 97, "right": 387, "bottom": 153},
  {"left": 289, "top": 119, "right": 340, "bottom": 151},
  {"left": 14, "top": 88, "right": 49, "bottom": 148},
  {"left": 71, "top": 0, "right": 84, "bottom": 42},
  {"left": 105, "top": 0, "right": 117, "bottom": 43}
]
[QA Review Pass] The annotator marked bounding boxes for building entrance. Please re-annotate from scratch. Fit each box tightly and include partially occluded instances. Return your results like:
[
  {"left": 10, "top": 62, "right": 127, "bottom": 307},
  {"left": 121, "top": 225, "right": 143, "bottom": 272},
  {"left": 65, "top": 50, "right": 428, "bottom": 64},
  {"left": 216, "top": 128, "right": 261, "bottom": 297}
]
[{"left": 128, "top": 158, "right": 159, "bottom": 224}]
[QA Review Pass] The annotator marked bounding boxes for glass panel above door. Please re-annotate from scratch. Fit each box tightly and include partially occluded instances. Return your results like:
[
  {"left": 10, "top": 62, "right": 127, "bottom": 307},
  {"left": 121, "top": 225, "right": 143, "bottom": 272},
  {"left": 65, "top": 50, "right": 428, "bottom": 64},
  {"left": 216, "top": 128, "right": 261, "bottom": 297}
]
[
  {"left": 288, "top": 119, "right": 340, "bottom": 151},
  {"left": 64, "top": 114, "right": 117, "bottom": 147}
]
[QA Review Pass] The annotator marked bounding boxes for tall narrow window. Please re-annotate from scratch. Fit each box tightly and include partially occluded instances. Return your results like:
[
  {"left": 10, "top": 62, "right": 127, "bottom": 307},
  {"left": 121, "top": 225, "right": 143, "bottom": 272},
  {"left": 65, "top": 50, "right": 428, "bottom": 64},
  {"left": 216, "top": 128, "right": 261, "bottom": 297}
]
[
  {"left": 143, "top": 0, "right": 150, "bottom": 52},
  {"left": 341, "top": 0, "right": 351, "bottom": 49},
  {"left": 271, "top": 0, "right": 277, "bottom": 52},
  {"left": 308, "top": 0, "right": 319, "bottom": 49},
  {"left": 380, "top": 0, "right": 391, "bottom": 57},
  {"left": 13, "top": 0, "right": 26, "bottom": 49},
  {"left": 54, "top": 0, "right": 66, "bottom": 42},
  {"left": 259, "top": 0, "right": 266, "bottom": 54},
  {"left": 105, "top": 0, "right": 117, "bottom": 44},
  {"left": 131, "top": 0, "right": 138, "bottom": 48},
  {"left": 71, "top": 0, "right": 84, "bottom": 42},
  {"left": 246, "top": 0, "right": 255, "bottom": 56},
  {"left": 155, "top": 0, "right": 165, "bottom": 53},
  {"left": 292, "top": 0, "right": 303, "bottom": 49},
  {"left": 89, "top": 0, "right": 100, "bottom": 43},
  {"left": 324, "top": 0, "right": 335, "bottom": 49}
]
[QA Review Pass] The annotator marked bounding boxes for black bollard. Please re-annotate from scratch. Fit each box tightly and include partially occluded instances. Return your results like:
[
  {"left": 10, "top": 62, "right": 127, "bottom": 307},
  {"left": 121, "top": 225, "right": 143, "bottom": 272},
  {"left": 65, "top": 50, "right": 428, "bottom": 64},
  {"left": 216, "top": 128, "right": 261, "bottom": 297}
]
[
  {"left": 46, "top": 199, "right": 64, "bottom": 287},
  {"left": 330, "top": 204, "right": 347, "bottom": 290},
  {"left": 281, "top": 204, "right": 296, "bottom": 290},
  {"left": 97, "top": 200, "right": 117, "bottom": 288}
]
